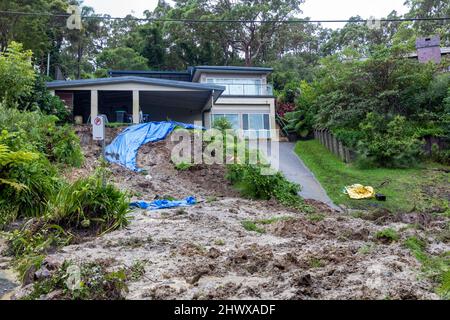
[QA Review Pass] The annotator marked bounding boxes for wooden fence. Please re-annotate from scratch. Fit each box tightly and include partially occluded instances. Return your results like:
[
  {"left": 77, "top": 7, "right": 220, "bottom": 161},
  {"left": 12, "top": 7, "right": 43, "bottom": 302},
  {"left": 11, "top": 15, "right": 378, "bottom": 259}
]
[
  {"left": 314, "top": 129, "right": 356, "bottom": 163},
  {"left": 422, "top": 136, "right": 448, "bottom": 157},
  {"left": 314, "top": 129, "right": 448, "bottom": 163}
]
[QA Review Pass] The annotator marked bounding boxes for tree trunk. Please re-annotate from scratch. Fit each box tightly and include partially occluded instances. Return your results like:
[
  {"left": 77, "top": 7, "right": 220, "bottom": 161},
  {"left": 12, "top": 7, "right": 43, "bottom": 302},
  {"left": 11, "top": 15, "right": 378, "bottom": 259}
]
[
  {"left": 77, "top": 42, "right": 82, "bottom": 79},
  {"left": 244, "top": 46, "right": 252, "bottom": 66}
]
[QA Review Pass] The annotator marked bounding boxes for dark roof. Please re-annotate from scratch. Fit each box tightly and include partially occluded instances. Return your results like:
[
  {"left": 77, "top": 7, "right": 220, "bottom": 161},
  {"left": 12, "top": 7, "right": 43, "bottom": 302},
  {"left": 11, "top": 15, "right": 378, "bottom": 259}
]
[
  {"left": 46, "top": 76, "right": 225, "bottom": 101},
  {"left": 194, "top": 66, "right": 273, "bottom": 72},
  {"left": 108, "top": 70, "right": 191, "bottom": 82}
]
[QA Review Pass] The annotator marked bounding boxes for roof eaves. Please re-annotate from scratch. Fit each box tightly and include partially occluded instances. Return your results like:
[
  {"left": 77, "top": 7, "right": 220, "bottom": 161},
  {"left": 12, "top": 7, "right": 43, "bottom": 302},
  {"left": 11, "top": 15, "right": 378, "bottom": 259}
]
[{"left": 46, "top": 76, "right": 225, "bottom": 93}]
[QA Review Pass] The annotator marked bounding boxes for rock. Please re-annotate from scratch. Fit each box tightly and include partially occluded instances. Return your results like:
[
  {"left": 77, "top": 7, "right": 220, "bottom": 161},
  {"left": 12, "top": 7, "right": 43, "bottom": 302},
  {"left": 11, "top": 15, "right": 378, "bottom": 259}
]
[
  {"left": 35, "top": 266, "right": 51, "bottom": 280},
  {"left": 188, "top": 270, "right": 209, "bottom": 285},
  {"left": 208, "top": 248, "right": 221, "bottom": 259},
  {"left": 295, "top": 273, "right": 312, "bottom": 287},
  {"left": 22, "top": 264, "right": 37, "bottom": 286},
  {"left": 44, "top": 289, "right": 63, "bottom": 300}
]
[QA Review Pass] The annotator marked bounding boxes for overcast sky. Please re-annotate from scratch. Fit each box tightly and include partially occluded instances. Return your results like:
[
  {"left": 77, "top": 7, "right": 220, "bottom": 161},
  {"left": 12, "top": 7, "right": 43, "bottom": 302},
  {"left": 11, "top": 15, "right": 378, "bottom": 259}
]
[{"left": 83, "top": 0, "right": 409, "bottom": 29}]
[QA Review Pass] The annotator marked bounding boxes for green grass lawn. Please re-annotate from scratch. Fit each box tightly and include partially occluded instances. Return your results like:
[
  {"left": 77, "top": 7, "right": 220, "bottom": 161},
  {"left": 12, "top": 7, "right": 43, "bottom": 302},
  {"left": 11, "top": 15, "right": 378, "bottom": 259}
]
[{"left": 295, "top": 140, "right": 449, "bottom": 213}]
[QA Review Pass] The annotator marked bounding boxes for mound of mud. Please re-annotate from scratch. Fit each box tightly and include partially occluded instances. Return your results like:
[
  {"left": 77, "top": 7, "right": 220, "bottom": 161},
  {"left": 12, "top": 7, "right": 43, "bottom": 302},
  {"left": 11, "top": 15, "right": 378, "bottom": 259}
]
[{"left": 70, "top": 126, "right": 238, "bottom": 200}]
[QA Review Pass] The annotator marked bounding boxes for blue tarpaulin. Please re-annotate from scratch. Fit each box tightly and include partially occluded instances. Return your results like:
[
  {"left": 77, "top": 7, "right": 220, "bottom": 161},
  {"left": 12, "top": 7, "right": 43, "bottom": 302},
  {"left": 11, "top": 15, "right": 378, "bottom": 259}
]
[
  {"left": 105, "top": 121, "right": 200, "bottom": 172},
  {"left": 130, "top": 196, "right": 196, "bottom": 210}
]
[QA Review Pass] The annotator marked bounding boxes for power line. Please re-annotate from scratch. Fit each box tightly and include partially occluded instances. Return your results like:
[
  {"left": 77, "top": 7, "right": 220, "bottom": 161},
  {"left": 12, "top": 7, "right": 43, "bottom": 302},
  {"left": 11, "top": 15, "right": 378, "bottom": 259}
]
[{"left": 0, "top": 10, "right": 449, "bottom": 24}]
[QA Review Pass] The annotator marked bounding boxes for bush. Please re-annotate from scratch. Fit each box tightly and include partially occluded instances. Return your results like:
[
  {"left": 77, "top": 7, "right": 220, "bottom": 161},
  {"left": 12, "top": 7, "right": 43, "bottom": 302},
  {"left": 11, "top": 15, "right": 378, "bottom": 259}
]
[
  {"left": 23, "top": 260, "right": 135, "bottom": 300},
  {"left": 0, "top": 42, "right": 35, "bottom": 106},
  {"left": 47, "top": 125, "right": 84, "bottom": 167},
  {"left": 212, "top": 117, "right": 233, "bottom": 131},
  {"left": 356, "top": 113, "right": 422, "bottom": 168},
  {"left": 283, "top": 109, "right": 311, "bottom": 138},
  {"left": 375, "top": 228, "right": 400, "bottom": 243},
  {"left": 174, "top": 162, "right": 193, "bottom": 171},
  {"left": 19, "top": 75, "right": 71, "bottom": 123},
  {"left": 0, "top": 137, "right": 60, "bottom": 223},
  {"left": 2, "top": 156, "right": 61, "bottom": 220},
  {"left": 5, "top": 222, "right": 70, "bottom": 258},
  {"left": 46, "top": 169, "right": 130, "bottom": 233},
  {"left": 281, "top": 81, "right": 317, "bottom": 138},
  {"left": 0, "top": 105, "right": 83, "bottom": 167},
  {"left": 226, "top": 164, "right": 308, "bottom": 210},
  {"left": 275, "top": 102, "right": 296, "bottom": 118}
]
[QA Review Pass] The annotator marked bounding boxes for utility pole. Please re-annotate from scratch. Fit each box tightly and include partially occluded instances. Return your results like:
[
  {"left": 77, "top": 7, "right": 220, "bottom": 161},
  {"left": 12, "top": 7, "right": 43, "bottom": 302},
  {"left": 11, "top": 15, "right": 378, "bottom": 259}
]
[{"left": 46, "top": 53, "right": 50, "bottom": 77}]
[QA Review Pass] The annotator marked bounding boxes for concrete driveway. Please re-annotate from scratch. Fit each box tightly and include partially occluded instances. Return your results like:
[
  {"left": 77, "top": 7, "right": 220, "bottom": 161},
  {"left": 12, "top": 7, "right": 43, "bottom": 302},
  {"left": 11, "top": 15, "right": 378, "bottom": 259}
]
[{"left": 277, "top": 142, "right": 341, "bottom": 211}]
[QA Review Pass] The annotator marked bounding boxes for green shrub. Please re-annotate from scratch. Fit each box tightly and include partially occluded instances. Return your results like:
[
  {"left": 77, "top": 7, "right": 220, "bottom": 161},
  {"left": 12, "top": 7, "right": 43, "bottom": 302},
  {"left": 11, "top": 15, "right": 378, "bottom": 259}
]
[
  {"left": 3, "top": 156, "right": 61, "bottom": 219},
  {"left": 212, "top": 117, "right": 233, "bottom": 131},
  {"left": 0, "top": 140, "right": 60, "bottom": 224},
  {"left": 19, "top": 75, "right": 71, "bottom": 123},
  {"left": 174, "top": 162, "right": 193, "bottom": 171},
  {"left": 282, "top": 80, "right": 317, "bottom": 137},
  {"left": 375, "top": 228, "right": 400, "bottom": 243},
  {"left": 0, "top": 143, "right": 37, "bottom": 191},
  {"left": 226, "top": 164, "right": 308, "bottom": 210},
  {"left": 47, "top": 125, "right": 84, "bottom": 167},
  {"left": 0, "top": 105, "right": 83, "bottom": 167},
  {"left": 24, "top": 260, "right": 130, "bottom": 300},
  {"left": 5, "top": 223, "right": 71, "bottom": 258},
  {"left": 241, "top": 220, "right": 265, "bottom": 234},
  {"left": 356, "top": 113, "right": 421, "bottom": 168},
  {"left": 0, "top": 42, "right": 35, "bottom": 107},
  {"left": 46, "top": 169, "right": 130, "bottom": 233}
]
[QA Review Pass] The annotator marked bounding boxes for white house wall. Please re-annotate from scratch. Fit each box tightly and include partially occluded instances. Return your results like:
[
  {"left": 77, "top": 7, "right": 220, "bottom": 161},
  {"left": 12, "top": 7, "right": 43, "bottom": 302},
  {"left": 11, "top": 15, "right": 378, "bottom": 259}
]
[{"left": 208, "top": 97, "right": 277, "bottom": 140}]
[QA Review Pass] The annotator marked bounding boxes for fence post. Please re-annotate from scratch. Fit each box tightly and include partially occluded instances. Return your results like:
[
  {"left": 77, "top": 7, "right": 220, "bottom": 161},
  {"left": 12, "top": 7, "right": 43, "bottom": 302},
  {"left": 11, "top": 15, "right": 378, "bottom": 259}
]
[
  {"left": 332, "top": 135, "right": 338, "bottom": 156},
  {"left": 338, "top": 140, "right": 344, "bottom": 161}
]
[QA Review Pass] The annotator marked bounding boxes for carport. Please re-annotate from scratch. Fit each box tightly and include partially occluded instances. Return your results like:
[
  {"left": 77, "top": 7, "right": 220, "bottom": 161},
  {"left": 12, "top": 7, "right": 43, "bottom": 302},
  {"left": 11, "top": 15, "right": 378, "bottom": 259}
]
[{"left": 46, "top": 76, "right": 224, "bottom": 125}]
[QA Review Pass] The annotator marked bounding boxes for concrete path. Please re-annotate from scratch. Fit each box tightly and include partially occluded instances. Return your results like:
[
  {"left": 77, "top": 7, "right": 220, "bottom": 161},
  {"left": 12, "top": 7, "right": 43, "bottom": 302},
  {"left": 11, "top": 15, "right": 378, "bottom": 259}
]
[{"left": 277, "top": 142, "right": 341, "bottom": 211}]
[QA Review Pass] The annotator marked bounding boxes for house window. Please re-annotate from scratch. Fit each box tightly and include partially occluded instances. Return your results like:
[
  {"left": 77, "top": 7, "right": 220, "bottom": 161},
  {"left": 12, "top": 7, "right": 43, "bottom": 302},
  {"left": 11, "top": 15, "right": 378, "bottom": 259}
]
[
  {"left": 242, "top": 114, "right": 270, "bottom": 137},
  {"left": 206, "top": 78, "right": 262, "bottom": 95},
  {"left": 211, "top": 114, "right": 240, "bottom": 129}
]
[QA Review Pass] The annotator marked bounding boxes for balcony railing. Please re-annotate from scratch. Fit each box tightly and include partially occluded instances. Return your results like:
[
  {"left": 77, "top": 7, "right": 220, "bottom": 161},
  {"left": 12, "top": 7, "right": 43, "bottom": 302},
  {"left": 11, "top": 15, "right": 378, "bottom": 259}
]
[{"left": 214, "top": 83, "right": 274, "bottom": 96}]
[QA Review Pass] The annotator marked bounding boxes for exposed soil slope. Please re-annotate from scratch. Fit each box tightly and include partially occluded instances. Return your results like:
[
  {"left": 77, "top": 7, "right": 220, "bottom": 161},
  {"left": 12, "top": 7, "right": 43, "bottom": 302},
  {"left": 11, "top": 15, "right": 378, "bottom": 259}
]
[{"left": 12, "top": 126, "right": 449, "bottom": 300}]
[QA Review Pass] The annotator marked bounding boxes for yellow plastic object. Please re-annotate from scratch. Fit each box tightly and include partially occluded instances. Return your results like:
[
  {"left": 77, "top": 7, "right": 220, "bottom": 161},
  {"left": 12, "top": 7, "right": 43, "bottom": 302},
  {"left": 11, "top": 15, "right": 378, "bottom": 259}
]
[{"left": 344, "top": 184, "right": 375, "bottom": 199}]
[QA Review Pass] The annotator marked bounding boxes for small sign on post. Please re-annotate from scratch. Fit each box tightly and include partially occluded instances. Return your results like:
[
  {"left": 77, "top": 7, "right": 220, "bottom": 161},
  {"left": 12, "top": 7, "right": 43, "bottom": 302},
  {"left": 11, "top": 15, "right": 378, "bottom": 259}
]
[
  {"left": 93, "top": 116, "right": 105, "bottom": 141},
  {"left": 93, "top": 115, "right": 106, "bottom": 161}
]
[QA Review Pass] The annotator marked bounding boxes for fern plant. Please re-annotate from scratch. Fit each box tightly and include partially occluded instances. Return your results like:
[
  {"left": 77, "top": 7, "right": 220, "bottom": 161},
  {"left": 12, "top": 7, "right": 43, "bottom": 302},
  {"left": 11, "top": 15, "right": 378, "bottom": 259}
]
[
  {"left": 0, "top": 143, "right": 37, "bottom": 190},
  {"left": 283, "top": 109, "right": 311, "bottom": 138}
]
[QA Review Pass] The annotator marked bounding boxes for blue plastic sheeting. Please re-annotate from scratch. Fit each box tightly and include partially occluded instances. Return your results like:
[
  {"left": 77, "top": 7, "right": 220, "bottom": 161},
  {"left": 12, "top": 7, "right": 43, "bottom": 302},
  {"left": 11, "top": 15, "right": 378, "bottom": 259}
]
[
  {"left": 105, "top": 121, "right": 201, "bottom": 172},
  {"left": 130, "top": 196, "right": 196, "bottom": 210}
]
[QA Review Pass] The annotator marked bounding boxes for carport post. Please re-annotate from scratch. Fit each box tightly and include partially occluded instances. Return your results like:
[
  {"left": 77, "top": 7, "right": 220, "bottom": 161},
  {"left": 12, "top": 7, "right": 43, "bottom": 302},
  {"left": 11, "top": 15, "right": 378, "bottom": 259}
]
[
  {"left": 132, "top": 90, "right": 140, "bottom": 124},
  {"left": 90, "top": 90, "right": 98, "bottom": 124}
]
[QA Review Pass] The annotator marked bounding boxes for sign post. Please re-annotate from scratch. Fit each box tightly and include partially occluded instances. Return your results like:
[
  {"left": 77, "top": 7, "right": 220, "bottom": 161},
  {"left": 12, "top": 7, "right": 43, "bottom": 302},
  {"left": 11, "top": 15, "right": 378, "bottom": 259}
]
[
  {"left": 93, "top": 115, "right": 106, "bottom": 158},
  {"left": 93, "top": 115, "right": 106, "bottom": 186}
]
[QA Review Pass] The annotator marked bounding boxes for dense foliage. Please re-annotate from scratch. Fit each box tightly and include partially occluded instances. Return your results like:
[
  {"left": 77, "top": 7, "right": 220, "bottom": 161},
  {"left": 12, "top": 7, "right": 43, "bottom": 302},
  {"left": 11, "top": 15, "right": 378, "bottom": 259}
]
[
  {"left": 0, "top": 106, "right": 129, "bottom": 231},
  {"left": 0, "top": 42, "right": 35, "bottom": 106},
  {"left": 47, "top": 169, "right": 130, "bottom": 232},
  {"left": 3, "top": 0, "right": 447, "bottom": 78},
  {"left": 0, "top": 105, "right": 83, "bottom": 167},
  {"left": 281, "top": 45, "right": 449, "bottom": 167}
]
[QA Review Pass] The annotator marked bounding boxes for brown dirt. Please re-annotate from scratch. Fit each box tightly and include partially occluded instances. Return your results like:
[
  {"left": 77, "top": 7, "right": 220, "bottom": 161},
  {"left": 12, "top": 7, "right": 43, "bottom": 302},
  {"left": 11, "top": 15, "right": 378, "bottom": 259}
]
[{"left": 10, "top": 126, "right": 450, "bottom": 300}]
